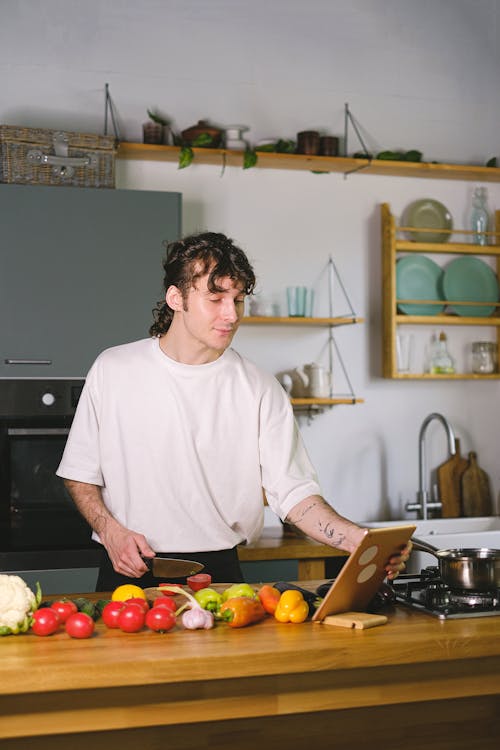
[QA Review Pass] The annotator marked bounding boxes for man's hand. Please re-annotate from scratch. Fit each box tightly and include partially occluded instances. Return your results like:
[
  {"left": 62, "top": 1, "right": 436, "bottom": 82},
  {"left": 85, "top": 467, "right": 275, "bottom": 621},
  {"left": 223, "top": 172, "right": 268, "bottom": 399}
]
[
  {"left": 63, "top": 478, "right": 156, "bottom": 578},
  {"left": 385, "top": 540, "right": 413, "bottom": 580},
  {"left": 100, "top": 521, "right": 156, "bottom": 578}
]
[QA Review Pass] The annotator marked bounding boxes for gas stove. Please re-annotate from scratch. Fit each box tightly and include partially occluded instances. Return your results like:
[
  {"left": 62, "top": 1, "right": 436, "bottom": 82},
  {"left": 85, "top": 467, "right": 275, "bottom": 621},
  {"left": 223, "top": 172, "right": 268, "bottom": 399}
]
[{"left": 389, "top": 567, "right": 500, "bottom": 620}]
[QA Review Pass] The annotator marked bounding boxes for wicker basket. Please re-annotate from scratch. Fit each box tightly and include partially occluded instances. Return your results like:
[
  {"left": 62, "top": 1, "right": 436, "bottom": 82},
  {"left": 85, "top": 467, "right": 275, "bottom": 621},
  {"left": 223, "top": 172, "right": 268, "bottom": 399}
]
[{"left": 0, "top": 125, "right": 117, "bottom": 188}]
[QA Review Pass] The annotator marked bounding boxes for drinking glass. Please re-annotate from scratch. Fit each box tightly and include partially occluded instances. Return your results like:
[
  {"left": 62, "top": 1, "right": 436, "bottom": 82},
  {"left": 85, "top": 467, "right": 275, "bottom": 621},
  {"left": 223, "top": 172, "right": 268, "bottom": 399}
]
[{"left": 287, "top": 286, "right": 307, "bottom": 317}]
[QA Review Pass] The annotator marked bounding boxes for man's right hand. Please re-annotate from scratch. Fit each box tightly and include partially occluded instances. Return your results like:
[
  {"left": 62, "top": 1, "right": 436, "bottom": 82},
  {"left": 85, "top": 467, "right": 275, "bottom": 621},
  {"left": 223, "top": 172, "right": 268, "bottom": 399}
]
[
  {"left": 63, "top": 479, "right": 156, "bottom": 579},
  {"left": 101, "top": 520, "right": 157, "bottom": 578}
]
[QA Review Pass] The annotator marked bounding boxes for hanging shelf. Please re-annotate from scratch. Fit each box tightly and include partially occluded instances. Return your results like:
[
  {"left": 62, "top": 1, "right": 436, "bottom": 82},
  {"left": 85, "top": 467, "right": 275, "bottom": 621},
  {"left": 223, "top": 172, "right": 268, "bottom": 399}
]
[{"left": 117, "top": 142, "right": 500, "bottom": 182}]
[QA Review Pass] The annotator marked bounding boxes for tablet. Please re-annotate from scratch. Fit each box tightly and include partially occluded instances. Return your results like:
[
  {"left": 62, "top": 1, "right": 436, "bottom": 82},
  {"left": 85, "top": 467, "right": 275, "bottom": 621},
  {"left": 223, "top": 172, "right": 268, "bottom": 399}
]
[{"left": 312, "top": 525, "right": 416, "bottom": 622}]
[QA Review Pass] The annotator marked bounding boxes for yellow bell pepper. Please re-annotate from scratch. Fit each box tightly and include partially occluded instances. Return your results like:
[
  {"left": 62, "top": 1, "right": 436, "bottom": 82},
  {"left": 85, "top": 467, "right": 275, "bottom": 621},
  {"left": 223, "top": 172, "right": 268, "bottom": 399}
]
[{"left": 274, "top": 589, "right": 309, "bottom": 623}]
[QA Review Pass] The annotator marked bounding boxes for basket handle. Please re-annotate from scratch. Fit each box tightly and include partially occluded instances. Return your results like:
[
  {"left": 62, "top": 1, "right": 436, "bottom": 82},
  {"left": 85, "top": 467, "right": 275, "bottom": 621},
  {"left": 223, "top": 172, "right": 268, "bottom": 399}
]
[{"left": 26, "top": 131, "right": 98, "bottom": 178}]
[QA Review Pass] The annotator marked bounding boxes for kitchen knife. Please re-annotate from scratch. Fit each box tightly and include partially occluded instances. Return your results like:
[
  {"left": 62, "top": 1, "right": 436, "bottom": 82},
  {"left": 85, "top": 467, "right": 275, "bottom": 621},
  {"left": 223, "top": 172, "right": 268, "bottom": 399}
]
[{"left": 142, "top": 556, "right": 204, "bottom": 578}]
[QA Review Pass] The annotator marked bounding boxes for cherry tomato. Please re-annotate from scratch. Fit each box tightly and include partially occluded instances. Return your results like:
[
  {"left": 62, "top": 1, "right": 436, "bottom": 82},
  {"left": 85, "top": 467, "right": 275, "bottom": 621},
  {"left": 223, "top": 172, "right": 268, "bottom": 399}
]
[
  {"left": 153, "top": 596, "right": 177, "bottom": 613},
  {"left": 31, "top": 608, "right": 60, "bottom": 636},
  {"left": 187, "top": 573, "right": 212, "bottom": 592},
  {"left": 65, "top": 612, "right": 95, "bottom": 639},
  {"left": 50, "top": 600, "right": 78, "bottom": 624},
  {"left": 158, "top": 583, "right": 177, "bottom": 596},
  {"left": 145, "top": 607, "right": 176, "bottom": 633},
  {"left": 101, "top": 600, "right": 126, "bottom": 628},
  {"left": 126, "top": 596, "right": 149, "bottom": 613},
  {"left": 118, "top": 604, "right": 146, "bottom": 633}
]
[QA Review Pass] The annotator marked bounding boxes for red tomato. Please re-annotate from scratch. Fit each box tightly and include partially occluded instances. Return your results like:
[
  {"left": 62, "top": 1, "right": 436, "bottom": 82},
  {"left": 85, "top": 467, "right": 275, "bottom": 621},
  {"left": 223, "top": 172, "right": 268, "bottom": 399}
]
[
  {"left": 153, "top": 596, "right": 177, "bottom": 613},
  {"left": 31, "top": 608, "right": 60, "bottom": 636},
  {"left": 187, "top": 573, "right": 212, "bottom": 592},
  {"left": 65, "top": 612, "right": 95, "bottom": 639},
  {"left": 158, "top": 583, "right": 177, "bottom": 596},
  {"left": 145, "top": 607, "right": 176, "bottom": 633},
  {"left": 50, "top": 600, "right": 78, "bottom": 624},
  {"left": 126, "top": 597, "right": 149, "bottom": 613},
  {"left": 118, "top": 604, "right": 146, "bottom": 633},
  {"left": 101, "top": 600, "right": 126, "bottom": 629}
]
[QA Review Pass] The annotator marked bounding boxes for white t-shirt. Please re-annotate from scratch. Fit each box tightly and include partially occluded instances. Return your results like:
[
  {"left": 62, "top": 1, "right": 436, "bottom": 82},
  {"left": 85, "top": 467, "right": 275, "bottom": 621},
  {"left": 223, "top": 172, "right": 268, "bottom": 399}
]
[{"left": 57, "top": 338, "right": 322, "bottom": 551}]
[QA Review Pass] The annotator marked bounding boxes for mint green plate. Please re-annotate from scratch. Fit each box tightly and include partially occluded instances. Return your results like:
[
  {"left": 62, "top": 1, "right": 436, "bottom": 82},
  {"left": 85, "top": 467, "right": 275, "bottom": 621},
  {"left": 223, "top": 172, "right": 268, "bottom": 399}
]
[
  {"left": 402, "top": 198, "right": 453, "bottom": 243},
  {"left": 396, "top": 255, "right": 445, "bottom": 315},
  {"left": 443, "top": 256, "right": 499, "bottom": 316}
]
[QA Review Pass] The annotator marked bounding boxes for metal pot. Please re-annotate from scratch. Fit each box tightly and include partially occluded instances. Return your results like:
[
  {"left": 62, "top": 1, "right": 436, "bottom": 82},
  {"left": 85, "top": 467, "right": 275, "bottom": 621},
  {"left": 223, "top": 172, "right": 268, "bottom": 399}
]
[{"left": 412, "top": 537, "right": 500, "bottom": 591}]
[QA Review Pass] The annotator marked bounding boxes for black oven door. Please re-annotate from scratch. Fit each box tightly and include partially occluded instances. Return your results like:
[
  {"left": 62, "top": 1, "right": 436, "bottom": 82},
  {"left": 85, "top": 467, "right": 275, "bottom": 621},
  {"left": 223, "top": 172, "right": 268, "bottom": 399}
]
[{"left": 0, "top": 424, "right": 93, "bottom": 552}]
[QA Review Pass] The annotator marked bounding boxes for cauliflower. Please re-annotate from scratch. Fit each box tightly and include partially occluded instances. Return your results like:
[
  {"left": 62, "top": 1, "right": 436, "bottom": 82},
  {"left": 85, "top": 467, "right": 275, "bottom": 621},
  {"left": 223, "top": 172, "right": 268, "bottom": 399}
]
[{"left": 0, "top": 574, "right": 41, "bottom": 635}]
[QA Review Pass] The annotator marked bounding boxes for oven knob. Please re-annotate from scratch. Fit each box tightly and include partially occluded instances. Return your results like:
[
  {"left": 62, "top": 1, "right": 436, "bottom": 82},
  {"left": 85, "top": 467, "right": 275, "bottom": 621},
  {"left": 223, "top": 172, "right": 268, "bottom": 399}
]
[{"left": 41, "top": 392, "right": 56, "bottom": 407}]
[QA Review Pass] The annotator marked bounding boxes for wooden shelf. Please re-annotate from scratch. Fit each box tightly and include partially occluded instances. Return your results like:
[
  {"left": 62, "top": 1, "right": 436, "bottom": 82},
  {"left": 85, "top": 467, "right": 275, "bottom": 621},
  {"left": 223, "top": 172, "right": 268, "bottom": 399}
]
[
  {"left": 241, "top": 315, "right": 363, "bottom": 326},
  {"left": 241, "top": 304, "right": 363, "bottom": 409},
  {"left": 117, "top": 142, "right": 500, "bottom": 182},
  {"left": 388, "top": 372, "right": 500, "bottom": 380},
  {"left": 291, "top": 396, "right": 364, "bottom": 405},
  {"left": 396, "top": 313, "right": 500, "bottom": 326},
  {"left": 381, "top": 202, "right": 500, "bottom": 379}
]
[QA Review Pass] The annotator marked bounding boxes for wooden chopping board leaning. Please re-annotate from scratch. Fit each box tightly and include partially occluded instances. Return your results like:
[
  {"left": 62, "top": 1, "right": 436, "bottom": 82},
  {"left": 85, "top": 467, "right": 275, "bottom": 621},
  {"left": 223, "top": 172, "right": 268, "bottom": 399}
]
[
  {"left": 461, "top": 451, "right": 493, "bottom": 517},
  {"left": 437, "top": 438, "right": 468, "bottom": 517}
]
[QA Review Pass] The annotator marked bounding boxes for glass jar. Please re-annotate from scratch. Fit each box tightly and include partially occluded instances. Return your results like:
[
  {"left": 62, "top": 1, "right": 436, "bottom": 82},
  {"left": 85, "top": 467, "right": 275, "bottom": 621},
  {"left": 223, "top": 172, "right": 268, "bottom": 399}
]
[{"left": 472, "top": 341, "right": 497, "bottom": 374}]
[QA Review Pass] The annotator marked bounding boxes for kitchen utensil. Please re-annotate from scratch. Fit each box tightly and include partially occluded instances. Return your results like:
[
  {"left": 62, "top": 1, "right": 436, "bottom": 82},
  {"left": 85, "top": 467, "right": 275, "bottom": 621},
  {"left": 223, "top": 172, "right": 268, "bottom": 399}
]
[
  {"left": 223, "top": 126, "right": 248, "bottom": 150},
  {"left": 300, "top": 362, "right": 331, "bottom": 397},
  {"left": 472, "top": 341, "right": 497, "bottom": 374},
  {"left": 396, "top": 333, "right": 413, "bottom": 372},
  {"left": 312, "top": 525, "right": 416, "bottom": 621},
  {"left": 442, "top": 256, "right": 499, "bottom": 316},
  {"left": 286, "top": 286, "right": 307, "bottom": 316},
  {"left": 402, "top": 198, "right": 453, "bottom": 243},
  {"left": 396, "top": 255, "right": 445, "bottom": 315},
  {"left": 411, "top": 538, "right": 500, "bottom": 591},
  {"left": 437, "top": 437, "right": 468, "bottom": 517},
  {"left": 461, "top": 451, "right": 493, "bottom": 517},
  {"left": 319, "top": 136, "right": 339, "bottom": 156},
  {"left": 180, "top": 120, "right": 222, "bottom": 147},
  {"left": 322, "top": 612, "right": 388, "bottom": 629},
  {"left": 141, "top": 556, "right": 204, "bottom": 577},
  {"left": 296, "top": 131, "right": 320, "bottom": 155}
]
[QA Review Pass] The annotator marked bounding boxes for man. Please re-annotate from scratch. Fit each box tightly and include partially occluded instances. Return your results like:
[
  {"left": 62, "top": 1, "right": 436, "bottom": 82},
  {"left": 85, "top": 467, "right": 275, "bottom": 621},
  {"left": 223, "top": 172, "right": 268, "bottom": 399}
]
[{"left": 57, "top": 232, "right": 410, "bottom": 590}]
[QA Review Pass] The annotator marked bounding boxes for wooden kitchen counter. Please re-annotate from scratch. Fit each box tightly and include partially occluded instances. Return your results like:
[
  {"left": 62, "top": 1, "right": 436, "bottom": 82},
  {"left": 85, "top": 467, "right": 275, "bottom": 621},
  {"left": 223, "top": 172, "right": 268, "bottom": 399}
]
[
  {"left": 237, "top": 526, "right": 347, "bottom": 579},
  {"left": 1, "top": 584, "right": 500, "bottom": 750}
]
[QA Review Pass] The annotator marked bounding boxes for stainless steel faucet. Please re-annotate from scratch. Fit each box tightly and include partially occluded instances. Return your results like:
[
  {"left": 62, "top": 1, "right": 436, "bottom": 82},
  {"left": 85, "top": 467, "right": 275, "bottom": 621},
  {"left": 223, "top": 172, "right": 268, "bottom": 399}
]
[{"left": 405, "top": 412, "right": 456, "bottom": 520}]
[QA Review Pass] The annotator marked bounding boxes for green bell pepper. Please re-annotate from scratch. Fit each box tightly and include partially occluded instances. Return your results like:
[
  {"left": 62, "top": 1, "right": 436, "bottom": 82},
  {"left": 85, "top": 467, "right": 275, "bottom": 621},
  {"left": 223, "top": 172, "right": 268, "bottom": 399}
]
[{"left": 193, "top": 588, "right": 223, "bottom": 612}]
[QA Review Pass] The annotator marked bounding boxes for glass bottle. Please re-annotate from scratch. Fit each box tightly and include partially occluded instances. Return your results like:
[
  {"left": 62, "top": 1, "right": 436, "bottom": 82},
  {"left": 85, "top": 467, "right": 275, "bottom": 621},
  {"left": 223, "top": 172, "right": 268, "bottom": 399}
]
[
  {"left": 470, "top": 186, "right": 489, "bottom": 246},
  {"left": 430, "top": 332, "right": 455, "bottom": 374}
]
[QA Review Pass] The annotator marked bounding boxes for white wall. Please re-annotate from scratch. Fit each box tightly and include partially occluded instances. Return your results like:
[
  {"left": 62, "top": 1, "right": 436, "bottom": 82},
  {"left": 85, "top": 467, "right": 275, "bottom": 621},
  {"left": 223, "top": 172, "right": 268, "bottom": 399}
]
[{"left": 2, "top": 0, "right": 500, "bottom": 523}]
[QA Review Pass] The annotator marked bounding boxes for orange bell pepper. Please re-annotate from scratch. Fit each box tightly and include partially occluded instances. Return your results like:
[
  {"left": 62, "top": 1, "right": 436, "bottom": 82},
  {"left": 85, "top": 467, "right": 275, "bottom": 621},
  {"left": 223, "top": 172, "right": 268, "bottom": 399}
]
[
  {"left": 219, "top": 596, "right": 266, "bottom": 628},
  {"left": 274, "top": 589, "right": 309, "bottom": 623},
  {"left": 258, "top": 584, "right": 281, "bottom": 615}
]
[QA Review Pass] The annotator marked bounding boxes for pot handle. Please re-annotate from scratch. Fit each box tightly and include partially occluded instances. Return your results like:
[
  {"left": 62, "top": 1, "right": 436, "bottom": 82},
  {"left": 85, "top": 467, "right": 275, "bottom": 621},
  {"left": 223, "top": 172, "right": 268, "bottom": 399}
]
[{"left": 410, "top": 536, "right": 440, "bottom": 557}]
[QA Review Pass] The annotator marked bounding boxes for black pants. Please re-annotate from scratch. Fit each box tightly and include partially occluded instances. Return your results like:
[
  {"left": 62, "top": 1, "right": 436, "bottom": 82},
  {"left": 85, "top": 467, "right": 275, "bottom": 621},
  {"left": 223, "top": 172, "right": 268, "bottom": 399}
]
[{"left": 95, "top": 545, "right": 244, "bottom": 592}]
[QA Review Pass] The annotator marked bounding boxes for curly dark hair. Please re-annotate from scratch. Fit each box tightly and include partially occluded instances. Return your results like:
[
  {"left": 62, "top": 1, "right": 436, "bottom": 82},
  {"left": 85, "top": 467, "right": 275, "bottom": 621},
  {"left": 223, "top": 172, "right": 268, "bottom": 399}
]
[{"left": 149, "top": 232, "right": 256, "bottom": 336}]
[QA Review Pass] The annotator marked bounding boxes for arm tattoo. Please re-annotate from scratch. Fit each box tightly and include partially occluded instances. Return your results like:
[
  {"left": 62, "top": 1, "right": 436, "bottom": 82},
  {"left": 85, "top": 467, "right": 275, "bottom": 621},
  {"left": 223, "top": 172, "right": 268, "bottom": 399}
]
[
  {"left": 288, "top": 500, "right": 319, "bottom": 524},
  {"left": 318, "top": 521, "right": 346, "bottom": 548}
]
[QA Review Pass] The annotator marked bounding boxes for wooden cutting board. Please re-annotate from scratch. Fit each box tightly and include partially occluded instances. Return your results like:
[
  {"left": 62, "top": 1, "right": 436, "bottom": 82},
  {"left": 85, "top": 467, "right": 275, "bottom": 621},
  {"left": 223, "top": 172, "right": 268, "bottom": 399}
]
[
  {"left": 461, "top": 451, "right": 493, "bottom": 517},
  {"left": 322, "top": 612, "right": 388, "bottom": 629},
  {"left": 437, "top": 438, "right": 468, "bottom": 517}
]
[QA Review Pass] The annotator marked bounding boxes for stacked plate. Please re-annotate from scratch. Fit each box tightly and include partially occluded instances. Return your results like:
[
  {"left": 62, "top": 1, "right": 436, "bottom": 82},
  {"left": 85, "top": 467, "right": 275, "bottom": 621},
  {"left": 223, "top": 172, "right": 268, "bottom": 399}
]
[
  {"left": 396, "top": 255, "right": 444, "bottom": 315},
  {"left": 442, "top": 257, "right": 499, "bottom": 317},
  {"left": 396, "top": 254, "right": 499, "bottom": 317},
  {"left": 402, "top": 198, "right": 453, "bottom": 243}
]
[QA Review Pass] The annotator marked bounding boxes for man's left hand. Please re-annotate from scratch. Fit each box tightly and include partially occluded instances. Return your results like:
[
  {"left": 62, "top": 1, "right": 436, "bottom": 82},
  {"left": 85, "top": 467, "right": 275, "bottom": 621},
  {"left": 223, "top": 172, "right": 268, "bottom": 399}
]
[{"left": 385, "top": 541, "right": 413, "bottom": 580}]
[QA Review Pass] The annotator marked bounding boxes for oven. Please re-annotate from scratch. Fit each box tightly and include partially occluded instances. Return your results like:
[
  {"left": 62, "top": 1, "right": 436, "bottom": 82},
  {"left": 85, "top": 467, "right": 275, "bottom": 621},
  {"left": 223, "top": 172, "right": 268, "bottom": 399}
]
[{"left": 0, "top": 380, "right": 101, "bottom": 576}]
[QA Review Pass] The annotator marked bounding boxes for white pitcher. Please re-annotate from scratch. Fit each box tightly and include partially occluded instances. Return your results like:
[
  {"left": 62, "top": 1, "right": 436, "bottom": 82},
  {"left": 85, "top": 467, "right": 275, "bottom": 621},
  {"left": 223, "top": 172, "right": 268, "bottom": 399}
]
[{"left": 303, "top": 362, "right": 331, "bottom": 398}]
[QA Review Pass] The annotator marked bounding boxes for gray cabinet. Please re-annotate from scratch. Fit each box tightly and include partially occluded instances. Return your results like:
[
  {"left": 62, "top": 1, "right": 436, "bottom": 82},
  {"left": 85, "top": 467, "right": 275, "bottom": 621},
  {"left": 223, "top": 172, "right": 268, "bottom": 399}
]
[{"left": 0, "top": 184, "right": 181, "bottom": 377}]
